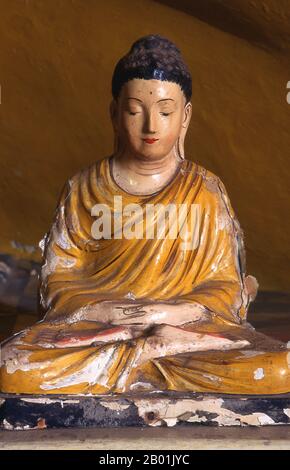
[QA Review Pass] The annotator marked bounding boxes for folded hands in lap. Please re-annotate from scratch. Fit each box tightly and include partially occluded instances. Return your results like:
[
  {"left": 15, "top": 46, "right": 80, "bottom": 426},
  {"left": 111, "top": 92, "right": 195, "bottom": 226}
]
[{"left": 33, "top": 300, "right": 248, "bottom": 352}]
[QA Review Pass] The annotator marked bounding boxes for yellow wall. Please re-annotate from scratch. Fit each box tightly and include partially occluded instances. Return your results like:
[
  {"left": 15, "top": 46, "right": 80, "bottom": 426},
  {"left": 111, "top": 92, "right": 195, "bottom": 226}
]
[{"left": 0, "top": 0, "right": 289, "bottom": 291}]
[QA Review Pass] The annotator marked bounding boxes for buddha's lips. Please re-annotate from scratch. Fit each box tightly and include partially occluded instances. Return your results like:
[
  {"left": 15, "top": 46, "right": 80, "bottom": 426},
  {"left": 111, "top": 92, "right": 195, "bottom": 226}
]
[{"left": 142, "top": 138, "right": 159, "bottom": 144}]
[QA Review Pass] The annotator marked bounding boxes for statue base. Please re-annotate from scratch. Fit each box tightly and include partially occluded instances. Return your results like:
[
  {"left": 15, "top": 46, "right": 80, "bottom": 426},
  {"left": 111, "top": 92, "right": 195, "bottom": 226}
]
[{"left": 1, "top": 392, "right": 290, "bottom": 429}]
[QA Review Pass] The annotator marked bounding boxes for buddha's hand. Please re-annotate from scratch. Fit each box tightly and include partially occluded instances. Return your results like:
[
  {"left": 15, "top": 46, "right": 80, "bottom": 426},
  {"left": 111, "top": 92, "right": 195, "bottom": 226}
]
[
  {"left": 32, "top": 324, "right": 145, "bottom": 348},
  {"left": 107, "top": 300, "right": 209, "bottom": 327}
]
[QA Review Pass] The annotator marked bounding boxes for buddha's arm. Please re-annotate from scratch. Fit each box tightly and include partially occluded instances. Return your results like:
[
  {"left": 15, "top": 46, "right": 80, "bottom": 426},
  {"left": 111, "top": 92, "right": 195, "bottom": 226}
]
[{"left": 173, "top": 176, "right": 254, "bottom": 326}]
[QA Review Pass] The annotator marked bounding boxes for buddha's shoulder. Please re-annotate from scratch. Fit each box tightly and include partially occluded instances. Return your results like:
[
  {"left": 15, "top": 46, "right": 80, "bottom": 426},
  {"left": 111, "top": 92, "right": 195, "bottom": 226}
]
[
  {"left": 184, "top": 159, "right": 224, "bottom": 194},
  {"left": 63, "top": 157, "right": 107, "bottom": 189}
]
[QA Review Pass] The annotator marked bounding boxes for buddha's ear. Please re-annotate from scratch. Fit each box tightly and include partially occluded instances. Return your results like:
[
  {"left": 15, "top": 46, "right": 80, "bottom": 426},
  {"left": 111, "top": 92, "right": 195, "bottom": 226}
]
[
  {"left": 176, "top": 101, "right": 192, "bottom": 160},
  {"left": 183, "top": 101, "right": 192, "bottom": 128}
]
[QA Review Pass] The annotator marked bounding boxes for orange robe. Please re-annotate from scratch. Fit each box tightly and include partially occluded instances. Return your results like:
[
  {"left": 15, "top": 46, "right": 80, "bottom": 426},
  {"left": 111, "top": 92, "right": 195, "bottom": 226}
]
[{"left": 1, "top": 156, "right": 289, "bottom": 394}]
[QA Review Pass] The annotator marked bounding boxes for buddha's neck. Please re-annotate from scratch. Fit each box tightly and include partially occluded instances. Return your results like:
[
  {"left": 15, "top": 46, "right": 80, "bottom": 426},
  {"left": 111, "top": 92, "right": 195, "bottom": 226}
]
[
  {"left": 116, "top": 151, "right": 177, "bottom": 176},
  {"left": 112, "top": 150, "right": 180, "bottom": 195}
]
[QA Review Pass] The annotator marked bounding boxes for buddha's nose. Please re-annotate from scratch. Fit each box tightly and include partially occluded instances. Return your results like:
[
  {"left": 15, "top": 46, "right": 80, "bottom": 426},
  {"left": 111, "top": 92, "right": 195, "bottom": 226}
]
[{"left": 143, "top": 111, "right": 157, "bottom": 134}]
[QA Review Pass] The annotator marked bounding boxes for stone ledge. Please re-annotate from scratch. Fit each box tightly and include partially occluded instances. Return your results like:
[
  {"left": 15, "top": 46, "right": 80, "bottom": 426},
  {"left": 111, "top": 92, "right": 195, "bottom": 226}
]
[{"left": 1, "top": 392, "right": 290, "bottom": 429}]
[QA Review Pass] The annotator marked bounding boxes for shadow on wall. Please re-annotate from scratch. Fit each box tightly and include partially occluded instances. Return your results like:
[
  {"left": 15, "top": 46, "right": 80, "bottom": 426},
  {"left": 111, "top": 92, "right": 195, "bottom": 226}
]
[{"left": 155, "top": 0, "right": 290, "bottom": 53}]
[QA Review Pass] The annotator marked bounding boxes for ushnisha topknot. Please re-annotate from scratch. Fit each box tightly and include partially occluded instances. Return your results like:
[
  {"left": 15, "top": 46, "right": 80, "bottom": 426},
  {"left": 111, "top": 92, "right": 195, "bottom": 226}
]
[{"left": 111, "top": 34, "right": 192, "bottom": 103}]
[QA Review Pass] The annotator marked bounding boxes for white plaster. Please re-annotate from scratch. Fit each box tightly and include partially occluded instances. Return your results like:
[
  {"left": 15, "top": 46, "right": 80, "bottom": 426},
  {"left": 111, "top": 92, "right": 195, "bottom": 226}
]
[
  {"left": 13, "top": 424, "right": 36, "bottom": 430},
  {"left": 21, "top": 398, "right": 80, "bottom": 405},
  {"left": 71, "top": 213, "right": 81, "bottom": 232},
  {"left": 187, "top": 415, "right": 207, "bottom": 423},
  {"left": 7, "top": 359, "right": 51, "bottom": 374},
  {"left": 129, "top": 382, "right": 156, "bottom": 391},
  {"left": 203, "top": 374, "right": 221, "bottom": 383},
  {"left": 3, "top": 419, "right": 14, "bottom": 430},
  {"left": 257, "top": 415, "right": 275, "bottom": 426},
  {"left": 38, "top": 234, "right": 48, "bottom": 255},
  {"left": 66, "top": 306, "right": 89, "bottom": 324},
  {"left": 3, "top": 345, "right": 51, "bottom": 375},
  {"left": 59, "top": 258, "right": 76, "bottom": 268},
  {"left": 238, "top": 351, "right": 265, "bottom": 358},
  {"left": 133, "top": 397, "right": 282, "bottom": 427},
  {"left": 41, "top": 253, "right": 60, "bottom": 278},
  {"left": 215, "top": 203, "right": 232, "bottom": 232},
  {"left": 163, "top": 418, "right": 178, "bottom": 427},
  {"left": 115, "top": 341, "right": 145, "bottom": 392},
  {"left": 124, "top": 292, "right": 136, "bottom": 301},
  {"left": 99, "top": 401, "right": 131, "bottom": 411},
  {"left": 253, "top": 368, "right": 265, "bottom": 380},
  {"left": 40, "top": 345, "right": 119, "bottom": 390}
]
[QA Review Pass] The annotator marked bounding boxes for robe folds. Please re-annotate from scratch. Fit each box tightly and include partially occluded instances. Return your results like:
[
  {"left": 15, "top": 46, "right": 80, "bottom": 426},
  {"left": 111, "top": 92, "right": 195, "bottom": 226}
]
[{"left": 1, "top": 156, "right": 289, "bottom": 394}]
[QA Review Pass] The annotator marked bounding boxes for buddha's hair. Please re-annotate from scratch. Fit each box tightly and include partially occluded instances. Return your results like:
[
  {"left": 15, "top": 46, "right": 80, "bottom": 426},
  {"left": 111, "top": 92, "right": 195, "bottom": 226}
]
[{"left": 111, "top": 34, "right": 192, "bottom": 103}]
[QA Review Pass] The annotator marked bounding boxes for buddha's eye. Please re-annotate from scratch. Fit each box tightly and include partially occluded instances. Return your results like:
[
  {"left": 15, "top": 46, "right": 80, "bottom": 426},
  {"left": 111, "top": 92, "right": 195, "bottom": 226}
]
[
  {"left": 160, "top": 112, "right": 172, "bottom": 116},
  {"left": 128, "top": 111, "right": 139, "bottom": 116}
]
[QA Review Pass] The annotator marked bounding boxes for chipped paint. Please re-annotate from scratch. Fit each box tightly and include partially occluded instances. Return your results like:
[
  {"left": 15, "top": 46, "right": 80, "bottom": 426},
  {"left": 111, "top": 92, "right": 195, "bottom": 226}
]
[
  {"left": 21, "top": 398, "right": 80, "bottom": 405},
  {"left": 203, "top": 175, "right": 219, "bottom": 194},
  {"left": 124, "top": 291, "right": 136, "bottom": 300},
  {"left": 129, "top": 381, "right": 156, "bottom": 391},
  {"left": 1, "top": 394, "right": 290, "bottom": 429},
  {"left": 38, "top": 233, "right": 48, "bottom": 255},
  {"left": 3, "top": 419, "right": 14, "bottom": 430},
  {"left": 3, "top": 417, "right": 42, "bottom": 431},
  {"left": 2, "top": 344, "right": 51, "bottom": 374},
  {"left": 41, "top": 252, "right": 60, "bottom": 279},
  {"left": 56, "top": 206, "right": 75, "bottom": 250},
  {"left": 238, "top": 351, "right": 265, "bottom": 358},
  {"left": 163, "top": 417, "right": 178, "bottom": 427},
  {"left": 186, "top": 414, "right": 207, "bottom": 423},
  {"left": 257, "top": 415, "right": 275, "bottom": 425},
  {"left": 132, "top": 397, "right": 285, "bottom": 427},
  {"left": 40, "top": 345, "right": 119, "bottom": 390},
  {"left": 115, "top": 340, "right": 145, "bottom": 392},
  {"left": 202, "top": 374, "right": 221, "bottom": 383},
  {"left": 254, "top": 368, "right": 265, "bottom": 380},
  {"left": 99, "top": 401, "right": 131, "bottom": 411},
  {"left": 65, "top": 305, "right": 92, "bottom": 324}
]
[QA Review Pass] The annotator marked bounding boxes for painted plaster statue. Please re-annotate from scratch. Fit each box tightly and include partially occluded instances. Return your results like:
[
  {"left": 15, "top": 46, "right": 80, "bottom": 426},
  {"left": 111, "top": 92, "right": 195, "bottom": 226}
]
[{"left": 1, "top": 35, "right": 289, "bottom": 395}]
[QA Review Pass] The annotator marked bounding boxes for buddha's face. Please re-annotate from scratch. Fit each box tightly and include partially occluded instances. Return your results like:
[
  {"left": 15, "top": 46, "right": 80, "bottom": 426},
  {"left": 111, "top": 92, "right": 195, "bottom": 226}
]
[{"left": 111, "top": 78, "right": 192, "bottom": 161}]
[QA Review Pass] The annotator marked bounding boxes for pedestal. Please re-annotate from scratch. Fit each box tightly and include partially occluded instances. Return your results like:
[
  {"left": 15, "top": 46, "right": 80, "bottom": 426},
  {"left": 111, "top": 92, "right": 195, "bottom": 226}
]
[{"left": 1, "top": 391, "right": 290, "bottom": 429}]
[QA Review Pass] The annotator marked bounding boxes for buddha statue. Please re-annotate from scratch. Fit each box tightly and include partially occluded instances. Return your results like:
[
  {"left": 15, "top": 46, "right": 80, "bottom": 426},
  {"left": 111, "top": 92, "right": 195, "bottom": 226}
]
[{"left": 1, "top": 34, "right": 289, "bottom": 395}]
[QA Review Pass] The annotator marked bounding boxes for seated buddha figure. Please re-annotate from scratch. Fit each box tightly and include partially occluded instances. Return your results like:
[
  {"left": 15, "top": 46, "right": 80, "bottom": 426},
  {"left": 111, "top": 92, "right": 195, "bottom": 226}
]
[{"left": 1, "top": 34, "right": 289, "bottom": 395}]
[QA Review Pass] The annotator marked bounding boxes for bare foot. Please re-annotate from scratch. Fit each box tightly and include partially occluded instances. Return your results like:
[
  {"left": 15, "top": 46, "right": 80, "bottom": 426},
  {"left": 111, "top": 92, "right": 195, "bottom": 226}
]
[{"left": 135, "top": 324, "right": 249, "bottom": 365}]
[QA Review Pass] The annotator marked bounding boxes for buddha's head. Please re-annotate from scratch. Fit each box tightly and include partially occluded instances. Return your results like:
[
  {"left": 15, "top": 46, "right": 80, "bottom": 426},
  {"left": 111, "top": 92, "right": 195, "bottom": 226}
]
[{"left": 110, "top": 35, "right": 192, "bottom": 162}]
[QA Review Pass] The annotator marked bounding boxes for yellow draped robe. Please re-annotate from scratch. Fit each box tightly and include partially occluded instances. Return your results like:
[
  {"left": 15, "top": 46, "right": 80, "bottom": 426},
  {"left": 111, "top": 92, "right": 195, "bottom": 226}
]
[{"left": 1, "top": 156, "right": 289, "bottom": 394}]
